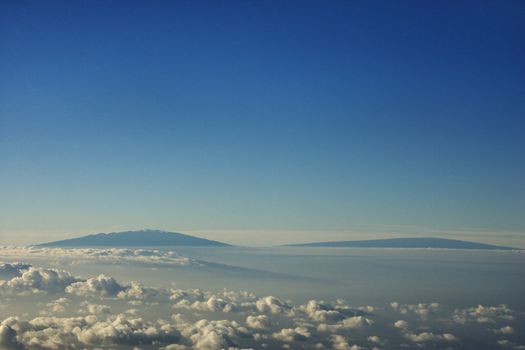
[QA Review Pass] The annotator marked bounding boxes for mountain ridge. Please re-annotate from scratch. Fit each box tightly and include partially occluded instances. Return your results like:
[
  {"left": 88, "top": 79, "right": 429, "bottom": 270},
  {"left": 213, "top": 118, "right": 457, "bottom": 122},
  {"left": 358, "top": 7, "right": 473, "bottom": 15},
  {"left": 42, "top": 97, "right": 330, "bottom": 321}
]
[
  {"left": 37, "top": 229, "right": 232, "bottom": 247},
  {"left": 284, "top": 237, "right": 519, "bottom": 250}
]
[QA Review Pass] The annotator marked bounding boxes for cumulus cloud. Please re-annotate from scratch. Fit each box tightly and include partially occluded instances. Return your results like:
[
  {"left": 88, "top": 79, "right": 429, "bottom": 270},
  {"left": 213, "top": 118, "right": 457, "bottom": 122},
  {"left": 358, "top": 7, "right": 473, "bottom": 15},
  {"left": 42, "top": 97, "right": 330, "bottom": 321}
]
[
  {"left": 245, "top": 315, "right": 270, "bottom": 330},
  {"left": 170, "top": 288, "right": 292, "bottom": 316},
  {"left": 66, "top": 274, "right": 125, "bottom": 298},
  {"left": 0, "top": 266, "right": 77, "bottom": 295},
  {"left": 494, "top": 326, "right": 515, "bottom": 335},
  {"left": 317, "top": 316, "right": 373, "bottom": 333},
  {"left": 330, "top": 335, "right": 366, "bottom": 350},
  {"left": 367, "top": 335, "right": 385, "bottom": 346},
  {"left": 403, "top": 331, "right": 458, "bottom": 343},
  {"left": 390, "top": 302, "right": 440, "bottom": 319},
  {"left": 78, "top": 301, "right": 111, "bottom": 315},
  {"left": 40, "top": 297, "right": 70, "bottom": 315},
  {"left": 272, "top": 326, "right": 311, "bottom": 342},
  {"left": 393, "top": 320, "right": 409, "bottom": 330},
  {"left": 453, "top": 304, "right": 514, "bottom": 324},
  {"left": 299, "top": 299, "right": 364, "bottom": 322},
  {"left": 177, "top": 318, "right": 251, "bottom": 350},
  {"left": 255, "top": 296, "right": 293, "bottom": 315},
  {"left": 0, "top": 247, "right": 196, "bottom": 267},
  {"left": 1, "top": 314, "right": 180, "bottom": 348},
  {"left": 65, "top": 274, "right": 158, "bottom": 300}
]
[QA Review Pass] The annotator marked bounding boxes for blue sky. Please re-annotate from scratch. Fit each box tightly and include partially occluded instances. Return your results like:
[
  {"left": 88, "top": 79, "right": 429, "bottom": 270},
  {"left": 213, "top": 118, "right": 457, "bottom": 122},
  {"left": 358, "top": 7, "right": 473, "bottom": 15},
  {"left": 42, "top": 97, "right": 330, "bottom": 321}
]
[{"left": 1, "top": 1, "right": 524, "bottom": 245}]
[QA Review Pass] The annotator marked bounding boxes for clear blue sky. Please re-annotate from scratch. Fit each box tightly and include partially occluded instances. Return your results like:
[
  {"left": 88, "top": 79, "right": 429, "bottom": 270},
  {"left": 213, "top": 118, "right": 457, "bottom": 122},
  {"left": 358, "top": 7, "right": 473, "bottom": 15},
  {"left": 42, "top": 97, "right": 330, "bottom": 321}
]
[{"left": 1, "top": 1, "right": 524, "bottom": 245}]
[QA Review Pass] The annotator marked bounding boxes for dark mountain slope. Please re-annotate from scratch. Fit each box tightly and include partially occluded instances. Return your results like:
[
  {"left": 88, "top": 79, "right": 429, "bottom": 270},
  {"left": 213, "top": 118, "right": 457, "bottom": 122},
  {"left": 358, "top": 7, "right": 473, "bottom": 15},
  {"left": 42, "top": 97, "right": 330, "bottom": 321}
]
[{"left": 38, "top": 229, "right": 231, "bottom": 247}]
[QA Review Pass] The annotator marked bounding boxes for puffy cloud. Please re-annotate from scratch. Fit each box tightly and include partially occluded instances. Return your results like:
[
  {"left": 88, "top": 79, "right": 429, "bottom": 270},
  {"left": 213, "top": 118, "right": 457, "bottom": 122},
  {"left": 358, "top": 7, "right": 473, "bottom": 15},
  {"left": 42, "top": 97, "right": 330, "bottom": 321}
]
[
  {"left": 453, "top": 304, "right": 514, "bottom": 324},
  {"left": 317, "top": 316, "right": 373, "bottom": 333},
  {"left": 367, "top": 335, "right": 385, "bottom": 346},
  {"left": 393, "top": 318, "right": 458, "bottom": 344},
  {"left": 177, "top": 318, "right": 250, "bottom": 350},
  {"left": 272, "top": 326, "right": 311, "bottom": 342},
  {"left": 298, "top": 299, "right": 363, "bottom": 322},
  {"left": 390, "top": 302, "right": 440, "bottom": 319},
  {"left": 74, "top": 314, "right": 180, "bottom": 346},
  {"left": 65, "top": 274, "right": 158, "bottom": 300},
  {"left": 330, "top": 335, "right": 366, "bottom": 350},
  {"left": 255, "top": 296, "right": 292, "bottom": 315},
  {"left": 403, "top": 331, "right": 458, "bottom": 343},
  {"left": 393, "top": 320, "right": 409, "bottom": 330},
  {"left": 171, "top": 289, "right": 246, "bottom": 313},
  {"left": 245, "top": 315, "right": 270, "bottom": 330},
  {"left": 66, "top": 274, "right": 125, "bottom": 298},
  {"left": 78, "top": 301, "right": 111, "bottom": 315},
  {"left": 170, "top": 289, "right": 292, "bottom": 316},
  {"left": 494, "top": 326, "right": 515, "bottom": 335},
  {"left": 40, "top": 297, "right": 70, "bottom": 315},
  {"left": 1, "top": 314, "right": 180, "bottom": 348},
  {"left": 0, "top": 262, "right": 161, "bottom": 305},
  {"left": 0, "top": 267, "right": 77, "bottom": 295}
]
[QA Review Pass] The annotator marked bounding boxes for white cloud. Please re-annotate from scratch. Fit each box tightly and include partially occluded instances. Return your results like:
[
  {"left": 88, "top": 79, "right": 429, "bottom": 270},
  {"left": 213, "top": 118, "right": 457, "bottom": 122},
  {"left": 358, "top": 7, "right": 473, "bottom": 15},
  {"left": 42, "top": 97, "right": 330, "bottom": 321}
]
[
  {"left": 78, "top": 301, "right": 111, "bottom": 315},
  {"left": 170, "top": 289, "right": 292, "bottom": 316},
  {"left": 403, "top": 331, "right": 458, "bottom": 343},
  {"left": 453, "top": 304, "right": 514, "bottom": 324},
  {"left": 393, "top": 320, "right": 409, "bottom": 330},
  {"left": 66, "top": 274, "right": 125, "bottom": 298},
  {"left": 272, "top": 326, "right": 311, "bottom": 342},
  {"left": 245, "top": 315, "right": 270, "bottom": 330},
  {"left": 0, "top": 247, "right": 196, "bottom": 267},
  {"left": 367, "top": 335, "right": 384, "bottom": 345},
  {"left": 177, "top": 318, "right": 250, "bottom": 350},
  {"left": 0, "top": 266, "right": 77, "bottom": 295},
  {"left": 494, "top": 326, "right": 515, "bottom": 335},
  {"left": 65, "top": 274, "right": 158, "bottom": 300},
  {"left": 390, "top": 302, "right": 439, "bottom": 319},
  {"left": 255, "top": 296, "right": 292, "bottom": 315},
  {"left": 40, "top": 297, "right": 70, "bottom": 315},
  {"left": 330, "top": 335, "right": 366, "bottom": 350},
  {"left": 299, "top": 299, "right": 363, "bottom": 322},
  {"left": 317, "top": 316, "right": 373, "bottom": 333},
  {"left": 1, "top": 314, "right": 181, "bottom": 348}
]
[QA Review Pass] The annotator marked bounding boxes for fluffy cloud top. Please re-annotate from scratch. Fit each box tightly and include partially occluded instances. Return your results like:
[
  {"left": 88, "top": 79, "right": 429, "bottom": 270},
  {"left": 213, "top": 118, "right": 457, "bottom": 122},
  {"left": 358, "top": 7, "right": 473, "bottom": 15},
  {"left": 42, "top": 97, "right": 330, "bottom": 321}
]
[{"left": 0, "top": 266, "right": 77, "bottom": 295}]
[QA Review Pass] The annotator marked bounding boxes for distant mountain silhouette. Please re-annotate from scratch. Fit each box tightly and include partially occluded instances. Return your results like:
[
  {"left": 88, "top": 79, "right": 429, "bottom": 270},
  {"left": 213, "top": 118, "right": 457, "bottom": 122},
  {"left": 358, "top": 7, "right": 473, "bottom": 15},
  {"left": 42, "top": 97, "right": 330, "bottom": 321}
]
[
  {"left": 38, "top": 229, "right": 231, "bottom": 247},
  {"left": 286, "top": 237, "right": 519, "bottom": 250}
]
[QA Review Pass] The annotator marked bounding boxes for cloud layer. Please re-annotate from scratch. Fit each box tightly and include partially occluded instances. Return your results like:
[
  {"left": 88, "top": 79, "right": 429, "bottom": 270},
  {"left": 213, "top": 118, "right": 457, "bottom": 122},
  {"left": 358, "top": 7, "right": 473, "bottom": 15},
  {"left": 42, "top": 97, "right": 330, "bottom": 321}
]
[{"left": 1, "top": 255, "right": 524, "bottom": 349}]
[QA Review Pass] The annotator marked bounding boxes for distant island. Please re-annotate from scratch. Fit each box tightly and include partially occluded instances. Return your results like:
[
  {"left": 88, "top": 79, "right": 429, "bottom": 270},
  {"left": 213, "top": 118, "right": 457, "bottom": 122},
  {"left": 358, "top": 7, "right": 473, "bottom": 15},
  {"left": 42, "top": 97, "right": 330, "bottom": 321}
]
[
  {"left": 38, "top": 229, "right": 231, "bottom": 247},
  {"left": 285, "top": 237, "right": 519, "bottom": 250}
]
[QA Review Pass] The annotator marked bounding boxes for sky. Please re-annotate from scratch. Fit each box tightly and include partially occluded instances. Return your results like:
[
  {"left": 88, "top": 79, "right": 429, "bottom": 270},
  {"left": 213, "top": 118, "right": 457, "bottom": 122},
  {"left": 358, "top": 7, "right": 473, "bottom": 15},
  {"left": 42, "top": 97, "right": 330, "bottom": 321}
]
[{"left": 1, "top": 1, "right": 524, "bottom": 246}]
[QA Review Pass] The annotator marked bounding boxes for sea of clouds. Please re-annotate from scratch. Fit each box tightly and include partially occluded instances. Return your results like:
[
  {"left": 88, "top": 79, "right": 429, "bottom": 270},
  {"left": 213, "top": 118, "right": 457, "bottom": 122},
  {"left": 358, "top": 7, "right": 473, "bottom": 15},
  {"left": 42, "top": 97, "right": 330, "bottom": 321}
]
[{"left": 0, "top": 247, "right": 524, "bottom": 349}]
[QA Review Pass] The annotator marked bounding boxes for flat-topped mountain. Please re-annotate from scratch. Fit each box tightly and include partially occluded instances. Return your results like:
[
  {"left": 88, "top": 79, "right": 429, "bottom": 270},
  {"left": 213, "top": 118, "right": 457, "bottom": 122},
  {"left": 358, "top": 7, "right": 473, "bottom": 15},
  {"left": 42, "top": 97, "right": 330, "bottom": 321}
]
[
  {"left": 38, "top": 229, "right": 231, "bottom": 247},
  {"left": 286, "top": 237, "right": 519, "bottom": 250}
]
